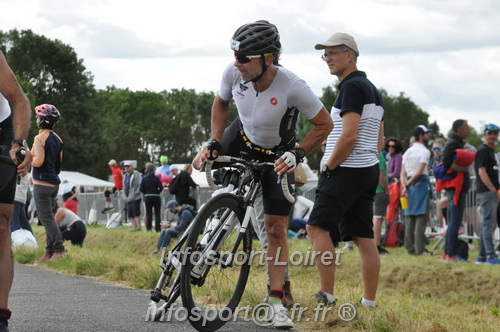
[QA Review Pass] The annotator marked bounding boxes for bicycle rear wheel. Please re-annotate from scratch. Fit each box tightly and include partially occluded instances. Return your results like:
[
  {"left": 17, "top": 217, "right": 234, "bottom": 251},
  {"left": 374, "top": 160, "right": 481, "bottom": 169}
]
[
  {"left": 148, "top": 236, "right": 188, "bottom": 322},
  {"left": 180, "top": 193, "right": 252, "bottom": 332}
]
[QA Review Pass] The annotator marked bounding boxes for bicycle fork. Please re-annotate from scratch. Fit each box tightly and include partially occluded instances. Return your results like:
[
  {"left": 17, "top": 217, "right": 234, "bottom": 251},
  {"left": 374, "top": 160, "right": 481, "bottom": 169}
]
[{"left": 190, "top": 206, "right": 253, "bottom": 280}]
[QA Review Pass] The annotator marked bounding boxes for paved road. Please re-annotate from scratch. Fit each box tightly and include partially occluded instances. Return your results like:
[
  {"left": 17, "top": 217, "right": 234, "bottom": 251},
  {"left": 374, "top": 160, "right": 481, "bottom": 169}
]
[{"left": 9, "top": 264, "right": 295, "bottom": 332}]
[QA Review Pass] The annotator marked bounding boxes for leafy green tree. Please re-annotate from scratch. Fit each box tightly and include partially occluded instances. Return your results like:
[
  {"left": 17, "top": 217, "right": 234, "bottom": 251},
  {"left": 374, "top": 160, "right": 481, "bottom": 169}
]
[
  {"left": 0, "top": 29, "right": 104, "bottom": 175},
  {"left": 381, "top": 90, "right": 442, "bottom": 150},
  {"left": 95, "top": 87, "right": 221, "bottom": 175}
]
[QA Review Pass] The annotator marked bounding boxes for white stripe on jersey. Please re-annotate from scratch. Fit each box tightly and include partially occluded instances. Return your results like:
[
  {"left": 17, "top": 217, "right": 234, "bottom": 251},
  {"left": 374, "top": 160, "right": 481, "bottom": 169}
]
[{"left": 324, "top": 103, "right": 383, "bottom": 168}]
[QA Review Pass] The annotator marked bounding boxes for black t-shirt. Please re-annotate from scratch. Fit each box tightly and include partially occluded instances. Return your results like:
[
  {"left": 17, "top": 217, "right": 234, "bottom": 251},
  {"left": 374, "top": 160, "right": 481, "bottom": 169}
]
[
  {"left": 176, "top": 171, "right": 197, "bottom": 197},
  {"left": 474, "top": 144, "right": 499, "bottom": 193}
]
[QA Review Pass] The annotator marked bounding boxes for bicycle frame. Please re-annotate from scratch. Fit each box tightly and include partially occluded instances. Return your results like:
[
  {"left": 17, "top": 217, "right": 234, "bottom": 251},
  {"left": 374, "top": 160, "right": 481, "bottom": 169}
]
[{"left": 189, "top": 155, "right": 293, "bottom": 281}]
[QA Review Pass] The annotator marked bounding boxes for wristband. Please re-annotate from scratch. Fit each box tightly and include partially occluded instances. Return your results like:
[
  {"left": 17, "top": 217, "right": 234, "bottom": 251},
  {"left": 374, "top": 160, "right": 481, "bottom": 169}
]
[{"left": 292, "top": 147, "right": 306, "bottom": 163}]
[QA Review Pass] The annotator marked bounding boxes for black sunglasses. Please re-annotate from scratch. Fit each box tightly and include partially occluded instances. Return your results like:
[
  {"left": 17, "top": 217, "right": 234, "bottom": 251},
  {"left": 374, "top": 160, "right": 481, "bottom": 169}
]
[{"left": 234, "top": 52, "right": 272, "bottom": 64}]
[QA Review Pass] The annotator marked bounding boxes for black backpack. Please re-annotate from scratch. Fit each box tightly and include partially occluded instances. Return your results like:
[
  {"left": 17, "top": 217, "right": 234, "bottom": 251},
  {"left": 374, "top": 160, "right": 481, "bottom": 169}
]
[
  {"left": 168, "top": 175, "right": 180, "bottom": 195},
  {"left": 456, "top": 239, "right": 469, "bottom": 260}
]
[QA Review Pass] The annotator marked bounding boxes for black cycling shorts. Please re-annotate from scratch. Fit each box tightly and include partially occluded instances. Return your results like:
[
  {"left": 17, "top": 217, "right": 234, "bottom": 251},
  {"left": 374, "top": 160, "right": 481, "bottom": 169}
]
[
  {"left": 0, "top": 117, "right": 16, "bottom": 204},
  {"left": 219, "top": 118, "right": 295, "bottom": 216}
]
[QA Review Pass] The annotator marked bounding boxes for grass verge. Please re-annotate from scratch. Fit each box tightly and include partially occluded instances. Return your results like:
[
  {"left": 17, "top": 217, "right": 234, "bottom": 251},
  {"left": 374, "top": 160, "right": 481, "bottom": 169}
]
[{"left": 14, "top": 224, "right": 500, "bottom": 331}]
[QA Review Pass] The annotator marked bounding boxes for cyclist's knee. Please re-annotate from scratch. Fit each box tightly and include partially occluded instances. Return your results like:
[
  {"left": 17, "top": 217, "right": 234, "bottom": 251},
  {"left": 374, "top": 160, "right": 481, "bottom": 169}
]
[{"left": 266, "top": 220, "right": 288, "bottom": 239}]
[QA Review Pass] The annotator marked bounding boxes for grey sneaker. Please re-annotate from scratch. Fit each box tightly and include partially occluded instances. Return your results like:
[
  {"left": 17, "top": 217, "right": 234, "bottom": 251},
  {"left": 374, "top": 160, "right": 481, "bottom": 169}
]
[
  {"left": 102, "top": 207, "right": 115, "bottom": 214},
  {"left": 315, "top": 291, "right": 336, "bottom": 305}
]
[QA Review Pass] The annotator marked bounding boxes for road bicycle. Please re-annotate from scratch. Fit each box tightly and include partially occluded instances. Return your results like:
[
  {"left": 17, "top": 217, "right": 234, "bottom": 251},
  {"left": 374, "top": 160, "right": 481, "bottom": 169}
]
[
  {"left": 148, "top": 154, "right": 293, "bottom": 331},
  {"left": 179, "top": 155, "right": 293, "bottom": 332}
]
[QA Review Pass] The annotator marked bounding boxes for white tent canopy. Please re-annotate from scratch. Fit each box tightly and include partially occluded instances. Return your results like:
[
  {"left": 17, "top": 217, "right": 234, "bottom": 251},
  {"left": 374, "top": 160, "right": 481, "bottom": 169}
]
[{"left": 58, "top": 171, "right": 114, "bottom": 195}]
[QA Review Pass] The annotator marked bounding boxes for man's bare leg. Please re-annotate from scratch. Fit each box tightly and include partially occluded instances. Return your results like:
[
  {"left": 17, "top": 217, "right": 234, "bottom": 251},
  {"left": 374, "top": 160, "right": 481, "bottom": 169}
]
[
  {"left": 306, "top": 224, "right": 336, "bottom": 294},
  {"left": 265, "top": 214, "right": 288, "bottom": 293},
  {"left": 354, "top": 237, "right": 379, "bottom": 301}
]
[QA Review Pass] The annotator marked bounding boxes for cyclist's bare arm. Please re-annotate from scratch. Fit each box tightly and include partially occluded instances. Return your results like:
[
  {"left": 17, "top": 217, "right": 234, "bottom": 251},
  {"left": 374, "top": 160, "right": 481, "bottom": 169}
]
[
  {"left": 274, "top": 106, "right": 333, "bottom": 175},
  {"left": 297, "top": 107, "right": 333, "bottom": 154},
  {"left": 0, "top": 51, "right": 32, "bottom": 176},
  {"left": 193, "top": 95, "right": 231, "bottom": 170}
]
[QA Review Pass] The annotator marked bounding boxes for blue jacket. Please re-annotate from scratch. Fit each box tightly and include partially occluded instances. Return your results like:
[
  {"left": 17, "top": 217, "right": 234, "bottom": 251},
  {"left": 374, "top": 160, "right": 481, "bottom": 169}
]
[
  {"left": 140, "top": 172, "right": 162, "bottom": 197},
  {"left": 175, "top": 205, "right": 196, "bottom": 232}
]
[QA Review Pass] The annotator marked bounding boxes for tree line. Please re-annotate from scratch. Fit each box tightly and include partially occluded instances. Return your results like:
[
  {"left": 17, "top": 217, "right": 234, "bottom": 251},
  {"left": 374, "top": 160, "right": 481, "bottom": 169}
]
[{"left": 0, "top": 29, "right": 485, "bottom": 179}]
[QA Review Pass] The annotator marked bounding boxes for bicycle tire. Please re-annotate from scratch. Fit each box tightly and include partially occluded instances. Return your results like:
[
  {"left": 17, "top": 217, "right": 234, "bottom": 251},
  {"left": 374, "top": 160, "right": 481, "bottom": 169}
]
[
  {"left": 180, "top": 193, "right": 252, "bottom": 332},
  {"left": 148, "top": 235, "right": 189, "bottom": 322}
]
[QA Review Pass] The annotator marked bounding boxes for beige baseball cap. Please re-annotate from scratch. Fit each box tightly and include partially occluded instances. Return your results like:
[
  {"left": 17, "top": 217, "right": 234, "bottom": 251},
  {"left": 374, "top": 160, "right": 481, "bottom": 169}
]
[{"left": 315, "top": 32, "right": 359, "bottom": 56}]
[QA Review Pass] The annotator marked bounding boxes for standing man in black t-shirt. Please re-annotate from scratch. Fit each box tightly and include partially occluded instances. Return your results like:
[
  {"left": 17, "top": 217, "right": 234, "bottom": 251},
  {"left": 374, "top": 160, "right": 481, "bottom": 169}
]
[
  {"left": 442, "top": 119, "right": 471, "bottom": 262},
  {"left": 0, "top": 51, "right": 32, "bottom": 332},
  {"left": 474, "top": 124, "right": 500, "bottom": 264},
  {"left": 307, "top": 32, "right": 384, "bottom": 308}
]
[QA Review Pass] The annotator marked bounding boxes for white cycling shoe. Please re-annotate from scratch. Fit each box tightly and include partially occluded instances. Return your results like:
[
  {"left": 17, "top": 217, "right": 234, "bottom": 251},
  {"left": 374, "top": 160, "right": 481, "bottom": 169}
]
[{"left": 270, "top": 303, "right": 294, "bottom": 330}]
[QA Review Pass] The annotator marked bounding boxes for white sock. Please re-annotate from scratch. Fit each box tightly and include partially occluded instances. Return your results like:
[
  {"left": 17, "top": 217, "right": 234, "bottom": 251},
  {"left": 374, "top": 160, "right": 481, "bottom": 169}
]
[
  {"left": 323, "top": 292, "right": 335, "bottom": 303},
  {"left": 361, "top": 298, "right": 376, "bottom": 308}
]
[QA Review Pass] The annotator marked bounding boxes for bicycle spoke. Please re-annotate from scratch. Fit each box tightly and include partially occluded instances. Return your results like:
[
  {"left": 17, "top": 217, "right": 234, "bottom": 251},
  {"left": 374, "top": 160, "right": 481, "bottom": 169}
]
[{"left": 181, "top": 194, "right": 251, "bottom": 331}]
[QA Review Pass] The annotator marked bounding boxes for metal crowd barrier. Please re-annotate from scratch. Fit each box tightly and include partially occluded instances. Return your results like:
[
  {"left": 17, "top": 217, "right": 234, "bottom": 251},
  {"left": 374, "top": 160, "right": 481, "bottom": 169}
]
[
  {"left": 59, "top": 176, "right": 499, "bottom": 250},
  {"left": 66, "top": 179, "right": 318, "bottom": 226}
]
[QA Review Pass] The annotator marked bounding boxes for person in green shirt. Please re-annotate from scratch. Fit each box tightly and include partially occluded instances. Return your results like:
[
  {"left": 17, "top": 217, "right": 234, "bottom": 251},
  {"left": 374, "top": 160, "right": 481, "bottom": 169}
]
[{"left": 373, "top": 151, "right": 389, "bottom": 254}]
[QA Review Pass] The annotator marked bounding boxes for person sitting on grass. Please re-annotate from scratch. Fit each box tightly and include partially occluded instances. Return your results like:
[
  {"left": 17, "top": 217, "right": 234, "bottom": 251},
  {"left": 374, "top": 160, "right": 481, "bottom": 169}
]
[
  {"left": 55, "top": 204, "right": 87, "bottom": 247},
  {"left": 152, "top": 200, "right": 196, "bottom": 255}
]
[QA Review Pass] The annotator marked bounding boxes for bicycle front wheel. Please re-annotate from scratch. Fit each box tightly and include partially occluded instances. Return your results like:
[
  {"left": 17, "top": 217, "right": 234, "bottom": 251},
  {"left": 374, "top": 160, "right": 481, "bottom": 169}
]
[{"left": 180, "top": 193, "right": 252, "bottom": 332}]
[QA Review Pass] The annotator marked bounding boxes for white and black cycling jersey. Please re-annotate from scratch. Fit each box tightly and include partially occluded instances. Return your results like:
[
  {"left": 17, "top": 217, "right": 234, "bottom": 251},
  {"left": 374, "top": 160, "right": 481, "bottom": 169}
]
[
  {"left": 218, "top": 63, "right": 323, "bottom": 149},
  {"left": 0, "top": 93, "right": 11, "bottom": 123}
]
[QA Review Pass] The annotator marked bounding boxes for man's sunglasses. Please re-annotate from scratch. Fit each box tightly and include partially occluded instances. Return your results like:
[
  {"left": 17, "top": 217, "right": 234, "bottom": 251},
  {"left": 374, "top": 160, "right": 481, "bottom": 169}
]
[
  {"left": 234, "top": 52, "right": 273, "bottom": 64},
  {"left": 432, "top": 147, "right": 443, "bottom": 152}
]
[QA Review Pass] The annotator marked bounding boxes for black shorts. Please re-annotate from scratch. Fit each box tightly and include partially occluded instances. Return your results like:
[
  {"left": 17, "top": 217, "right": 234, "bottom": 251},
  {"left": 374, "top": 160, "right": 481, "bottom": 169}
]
[
  {"left": 219, "top": 118, "right": 295, "bottom": 216},
  {"left": 0, "top": 119, "right": 16, "bottom": 204},
  {"left": 127, "top": 199, "right": 142, "bottom": 218},
  {"left": 308, "top": 164, "right": 379, "bottom": 241}
]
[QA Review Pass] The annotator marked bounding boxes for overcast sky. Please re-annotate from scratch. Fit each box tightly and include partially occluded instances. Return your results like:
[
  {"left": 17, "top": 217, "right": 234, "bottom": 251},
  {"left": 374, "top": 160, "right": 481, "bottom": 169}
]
[{"left": 1, "top": 0, "right": 499, "bottom": 134}]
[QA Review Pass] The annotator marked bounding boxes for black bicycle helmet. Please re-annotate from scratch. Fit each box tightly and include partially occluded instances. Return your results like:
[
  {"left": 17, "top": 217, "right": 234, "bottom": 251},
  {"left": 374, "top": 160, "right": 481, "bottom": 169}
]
[{"left": 231, "top": 21, "right": 281, "bottom": 55}]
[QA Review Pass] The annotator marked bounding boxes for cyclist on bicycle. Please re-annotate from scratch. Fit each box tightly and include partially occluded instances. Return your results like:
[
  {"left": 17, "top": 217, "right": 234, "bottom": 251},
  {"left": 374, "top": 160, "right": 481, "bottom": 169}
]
[
  {"left": 193, "top": 20, "right": 333, "bottom": 329},
  {"left": 0, "top": 50, "right": 32, "bottom": 332}
]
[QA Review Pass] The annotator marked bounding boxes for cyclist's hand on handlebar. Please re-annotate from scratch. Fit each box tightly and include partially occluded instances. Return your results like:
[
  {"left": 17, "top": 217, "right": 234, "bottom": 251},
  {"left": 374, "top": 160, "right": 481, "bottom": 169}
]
[
  {"left": 274, "top": 151, "right": 297, "bottom": 175},
  {"left": 192, "top": 139, "right": 222, "bottom": 170},
  {"left": 192, "top": 146, "right": 210, "bottom": 170},
  {"left": 9, "top": 146, "right": 32, "bottom": 177}
]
